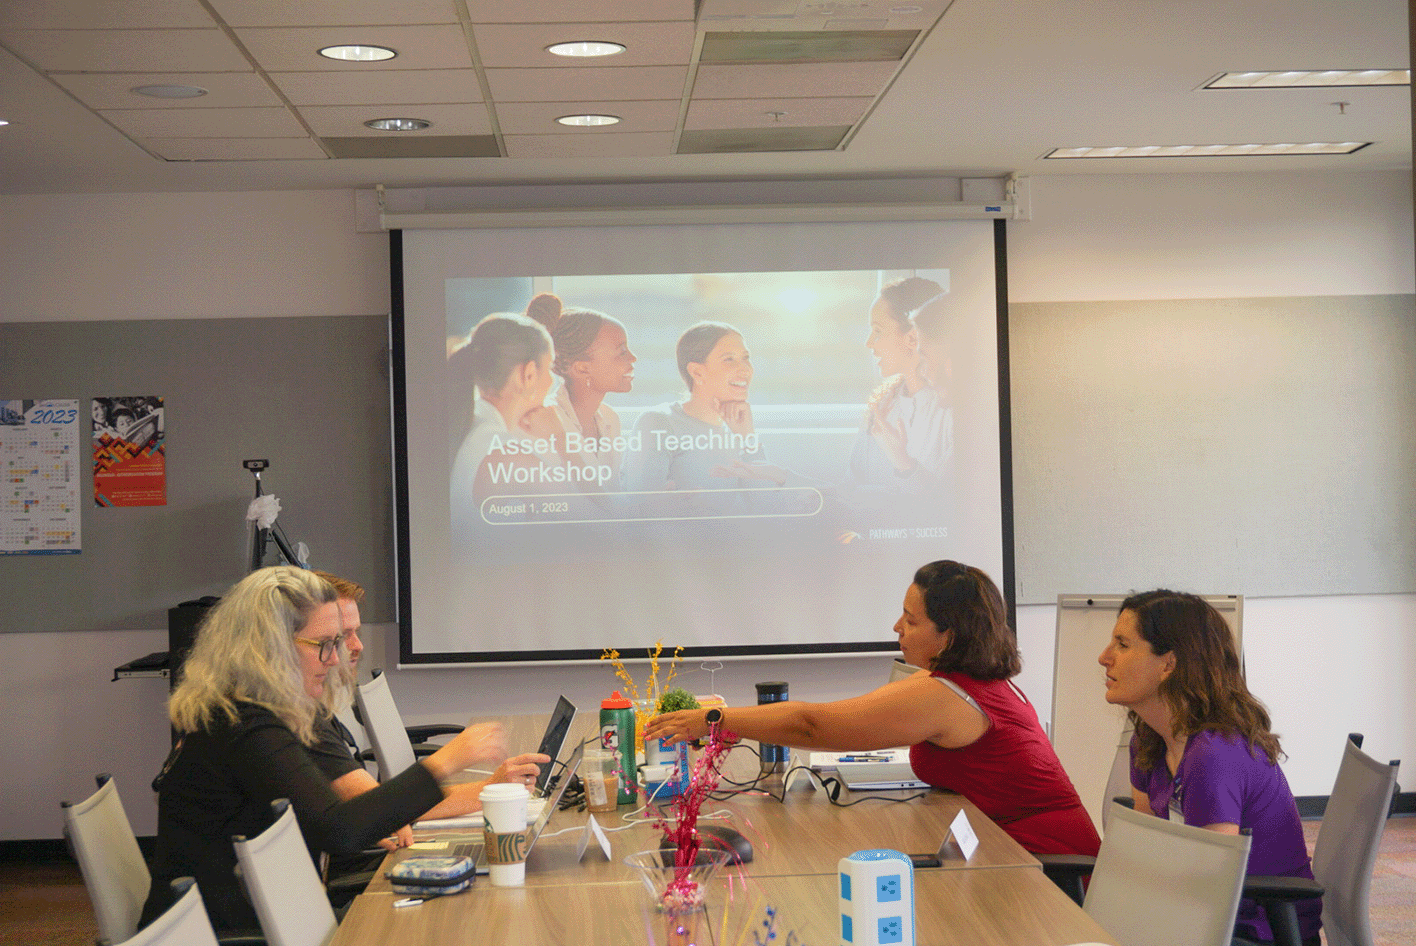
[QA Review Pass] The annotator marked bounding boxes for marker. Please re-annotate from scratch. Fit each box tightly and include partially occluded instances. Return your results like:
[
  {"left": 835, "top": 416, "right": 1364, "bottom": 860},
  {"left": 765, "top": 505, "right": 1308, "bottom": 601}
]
[{"left": 838, "top": 754, "right": 892, "bottom": 762}]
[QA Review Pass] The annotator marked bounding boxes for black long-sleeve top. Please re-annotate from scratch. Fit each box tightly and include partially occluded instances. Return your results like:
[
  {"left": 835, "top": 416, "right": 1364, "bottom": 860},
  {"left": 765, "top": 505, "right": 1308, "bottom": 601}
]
[{"left": 139, "top": 701, "right": 443, "bottom": 933}]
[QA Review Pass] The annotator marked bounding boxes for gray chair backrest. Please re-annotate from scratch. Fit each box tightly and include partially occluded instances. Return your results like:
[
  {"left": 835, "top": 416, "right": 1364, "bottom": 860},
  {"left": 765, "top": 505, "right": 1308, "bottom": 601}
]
[
  {"left": 1099, "top": 731, "right": 1134, "bottom": 832},
  {"left": 121, "top": 878, "right": 219, "bottom": 946},
  {"left": 1084, "top": 801, "right": 1252, "bottom": 946},
  {"left": 232, "top": 800, "right": 337, "bottom": 946},
  {"left": 61, "top": 774, "right": 152, "bottom": 945},
  {"left": 355, "top": 670, "right": 417, "bottom": 782},
  {"left": 1312, "top": 734, "right": 1400, "bottom": 946}
]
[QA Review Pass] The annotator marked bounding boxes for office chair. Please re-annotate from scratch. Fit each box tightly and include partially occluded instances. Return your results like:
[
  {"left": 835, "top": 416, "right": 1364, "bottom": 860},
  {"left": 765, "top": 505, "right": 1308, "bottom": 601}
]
[
  {"left": 61, "top": 773, "right": 152, "bottom": 946},
  {"left": 232, "top": 801, "right": 338, "bottom": 946},
  {"left": 354, "top": 669, "right": 461, "bottom": 781},
  {"left": 119, "top": 878, "right": 219, "bottom": 946},
  {"left": 1083, "top": 801, "right": 1251, "bottom": 946},
  {"left": 1245, "top": 733, "right": 1400, "bottom": 946},
  {"left": 1039, "top": 739, "right": 1137, "bottom": 906}
]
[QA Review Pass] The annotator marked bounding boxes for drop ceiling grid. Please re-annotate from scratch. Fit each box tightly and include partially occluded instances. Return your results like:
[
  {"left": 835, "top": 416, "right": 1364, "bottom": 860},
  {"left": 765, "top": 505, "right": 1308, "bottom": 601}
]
[
  {"left": 269, "top": 69, "right": 484, "bottom": 107},
  {"left": 485, "top": 65, "right": 689, "bottom": 103},
  {"left": 0, "top": 0, "right": 943, "bottom": 164},
  {"left": 469, "top": 22, "right": 697, "bottom": 69},
  {"left": 1, "top": 28, "right": 252, "bottom": 72},
  {"left": 205, "top": 0, "right": 463, "bottom": 29},
  {"left": 52, "top": 72, "right": 280, "bottom": 110},
  {"left": 461, "top": 0, "right": 695, "bottom": 26}
]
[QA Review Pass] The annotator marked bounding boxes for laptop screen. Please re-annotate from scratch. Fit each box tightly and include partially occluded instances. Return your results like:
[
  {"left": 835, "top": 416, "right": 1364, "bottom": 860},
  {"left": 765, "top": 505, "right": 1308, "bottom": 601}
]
[{"left": 534, "top": 696, "right": 577, "bottom": 794}]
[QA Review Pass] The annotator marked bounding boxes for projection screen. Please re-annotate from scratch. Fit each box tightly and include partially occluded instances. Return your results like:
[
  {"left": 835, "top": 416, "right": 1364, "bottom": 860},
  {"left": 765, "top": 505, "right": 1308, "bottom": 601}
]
[{"left": 395, "top": 219, "right": 1009, "bottom": 664}]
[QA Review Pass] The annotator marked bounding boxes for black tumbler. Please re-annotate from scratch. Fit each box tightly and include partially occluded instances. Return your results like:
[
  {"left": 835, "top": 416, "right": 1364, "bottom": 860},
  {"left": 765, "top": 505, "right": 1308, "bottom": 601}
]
[{"left": 755, "top": 681, "right": 789, "bottom": 772}]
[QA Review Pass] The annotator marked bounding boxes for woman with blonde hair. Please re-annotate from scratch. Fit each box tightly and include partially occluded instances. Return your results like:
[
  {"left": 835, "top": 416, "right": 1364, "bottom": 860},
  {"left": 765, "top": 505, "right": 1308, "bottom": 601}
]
[{"left": 141, "top": 567, "right": 512, "bottom": 934}]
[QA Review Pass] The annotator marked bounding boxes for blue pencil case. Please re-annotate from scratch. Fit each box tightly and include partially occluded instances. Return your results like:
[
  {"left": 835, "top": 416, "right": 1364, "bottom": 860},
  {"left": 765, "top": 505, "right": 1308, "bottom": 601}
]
[{"left": 386, "top": 854, "right": 476, "bottom": 896}]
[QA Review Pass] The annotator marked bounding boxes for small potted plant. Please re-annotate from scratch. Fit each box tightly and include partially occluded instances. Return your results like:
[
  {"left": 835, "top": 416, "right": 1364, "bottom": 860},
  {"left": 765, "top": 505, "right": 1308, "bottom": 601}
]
[{"left": 642, "top": 688, "right": 701, "bottom": 797}]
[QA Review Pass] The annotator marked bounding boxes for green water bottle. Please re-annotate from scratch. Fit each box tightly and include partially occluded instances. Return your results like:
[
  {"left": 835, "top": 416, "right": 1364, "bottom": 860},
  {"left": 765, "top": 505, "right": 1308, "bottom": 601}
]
[{"left": 599, "top": 690, "right": 638, "bottom": 805}]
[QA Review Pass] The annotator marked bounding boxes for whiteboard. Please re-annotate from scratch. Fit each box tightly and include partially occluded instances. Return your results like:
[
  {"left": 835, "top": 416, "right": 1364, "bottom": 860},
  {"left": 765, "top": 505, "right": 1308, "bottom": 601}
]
[
  {"left": 1051, "top": 593, "right": 1242, "bottom": 833},
  {"left": 1011, "top": 294, "right": 1416, "bottom": 604}
]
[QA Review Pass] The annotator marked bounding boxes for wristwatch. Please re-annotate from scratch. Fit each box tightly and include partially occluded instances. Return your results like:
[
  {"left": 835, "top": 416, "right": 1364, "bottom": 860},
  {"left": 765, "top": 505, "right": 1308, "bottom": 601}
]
[{"left": 705, "top": 708, "right": 724, "bottom": 727}]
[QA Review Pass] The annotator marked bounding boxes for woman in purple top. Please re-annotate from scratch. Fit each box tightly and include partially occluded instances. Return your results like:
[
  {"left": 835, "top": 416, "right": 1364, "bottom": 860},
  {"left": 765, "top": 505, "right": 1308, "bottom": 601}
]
[{"left": 1098, "top": 590, "right": 1320, "bottom": 945}]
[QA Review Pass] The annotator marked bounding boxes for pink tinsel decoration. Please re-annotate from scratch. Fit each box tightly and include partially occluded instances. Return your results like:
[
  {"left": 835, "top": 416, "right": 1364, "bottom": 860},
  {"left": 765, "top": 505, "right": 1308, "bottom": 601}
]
[{"left": 659, "top": 724, "right": 736, "bottom": 899}]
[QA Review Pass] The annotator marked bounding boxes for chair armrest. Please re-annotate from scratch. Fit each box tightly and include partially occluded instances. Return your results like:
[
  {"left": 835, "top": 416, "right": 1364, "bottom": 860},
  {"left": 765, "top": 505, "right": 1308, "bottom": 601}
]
[
  {"left": 1244, "top": 876, "right": 1323, "bottom": 946},
  {"left": 216, "top": 934, "right": 268, "bottom": 946},
  {"left": 1244, "top": 874, "right": 1324, "bottom": 901},
  {"left": 1037, "top": 854, "right": 1096, "bottom": 907},
  {"left": 405, "top": 724, "right": 463, "bottom": 744}
]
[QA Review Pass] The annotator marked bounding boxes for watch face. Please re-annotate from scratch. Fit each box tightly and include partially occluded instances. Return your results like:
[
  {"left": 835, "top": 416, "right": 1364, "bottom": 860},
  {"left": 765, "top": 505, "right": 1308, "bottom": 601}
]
[{"left": 706, "top": 708, "right": 723, "bottom": 724}]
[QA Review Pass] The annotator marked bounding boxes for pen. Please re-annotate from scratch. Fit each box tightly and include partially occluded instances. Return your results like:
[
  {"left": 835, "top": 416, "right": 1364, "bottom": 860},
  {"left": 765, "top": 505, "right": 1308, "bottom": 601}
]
[
  {"left": 393, "top": 898, "right": 424, "bottom": 908},
  {"left": 838, "top": 754, "right": 892, "bottom": 762}
]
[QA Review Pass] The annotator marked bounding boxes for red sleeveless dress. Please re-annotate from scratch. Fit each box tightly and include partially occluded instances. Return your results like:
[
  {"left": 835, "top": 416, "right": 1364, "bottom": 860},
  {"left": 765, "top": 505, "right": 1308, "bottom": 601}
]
[{"left": 909, "top": 672, "right": 1100, "bottom": 856}]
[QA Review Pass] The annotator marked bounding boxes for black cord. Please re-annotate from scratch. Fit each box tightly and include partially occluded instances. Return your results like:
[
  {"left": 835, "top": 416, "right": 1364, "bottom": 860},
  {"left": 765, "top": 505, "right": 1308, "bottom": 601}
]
[{"left": 709, "top": 743, "right": 928, "bottom": 807}]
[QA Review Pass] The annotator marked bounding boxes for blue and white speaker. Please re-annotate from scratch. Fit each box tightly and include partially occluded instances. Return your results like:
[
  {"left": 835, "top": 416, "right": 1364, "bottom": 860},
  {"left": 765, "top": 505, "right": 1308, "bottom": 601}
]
[{"left": 837, "top": 849, "right": 915, "bottom": 946}]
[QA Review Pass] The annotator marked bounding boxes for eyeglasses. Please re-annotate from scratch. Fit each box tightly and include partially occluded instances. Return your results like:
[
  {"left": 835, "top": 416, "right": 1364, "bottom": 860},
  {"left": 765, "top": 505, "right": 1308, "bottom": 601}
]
[{"left": 293, "top": 631, "right": 352, "bottom": 662}]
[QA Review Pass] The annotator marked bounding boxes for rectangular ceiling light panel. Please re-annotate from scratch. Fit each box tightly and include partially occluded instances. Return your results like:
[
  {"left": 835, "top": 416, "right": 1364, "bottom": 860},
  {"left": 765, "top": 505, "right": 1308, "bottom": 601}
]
[
  {"left": 1204, "top": 69, "right": 1410, "bottom": 89},
  {"left": 1045, "top": 142, "right": 1372, "bottom": 159}
]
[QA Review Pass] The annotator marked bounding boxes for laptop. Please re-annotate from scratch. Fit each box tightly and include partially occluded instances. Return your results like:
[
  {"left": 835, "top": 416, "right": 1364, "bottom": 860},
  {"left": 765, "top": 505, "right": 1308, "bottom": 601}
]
[
  {"left": 834, "top": 760, "right": 929, "bottom": 791},
  {"left": 532, "top": 696, "right": 577, "bottom": 795},
  {"left": 449, "top": 738, "right": 585, "bottom": 874}
]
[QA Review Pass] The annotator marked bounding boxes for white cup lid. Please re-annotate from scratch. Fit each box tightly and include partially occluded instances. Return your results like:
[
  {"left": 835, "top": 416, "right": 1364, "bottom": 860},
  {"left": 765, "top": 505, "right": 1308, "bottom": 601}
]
[{"left": 480, "top": 783, "right": 530, "bottom": 801}]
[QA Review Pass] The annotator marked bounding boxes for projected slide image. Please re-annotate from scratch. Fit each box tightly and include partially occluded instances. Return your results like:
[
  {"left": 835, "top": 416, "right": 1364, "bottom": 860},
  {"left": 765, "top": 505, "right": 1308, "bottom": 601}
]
[{"left": 446, "top": 269, "right": 956, "bottom": 556}]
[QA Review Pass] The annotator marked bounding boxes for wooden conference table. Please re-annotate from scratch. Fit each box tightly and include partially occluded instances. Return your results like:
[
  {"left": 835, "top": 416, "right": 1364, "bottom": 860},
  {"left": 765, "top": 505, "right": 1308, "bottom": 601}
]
[{"left": 329, "top": 720, "right": 1119, "bottom": 946}]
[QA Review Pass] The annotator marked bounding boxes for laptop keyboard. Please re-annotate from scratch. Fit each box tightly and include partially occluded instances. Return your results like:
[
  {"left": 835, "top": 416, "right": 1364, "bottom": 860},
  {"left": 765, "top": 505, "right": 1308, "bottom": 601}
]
[{"left": 450, "top": 841, "right": 483, "bottom": 862}]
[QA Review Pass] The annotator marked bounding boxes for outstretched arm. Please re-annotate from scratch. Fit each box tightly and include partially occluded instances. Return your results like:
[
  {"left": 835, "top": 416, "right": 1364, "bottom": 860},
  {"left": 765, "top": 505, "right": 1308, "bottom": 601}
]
[{"left": 643, "top": 672, "right": 987, "bottom": 753}]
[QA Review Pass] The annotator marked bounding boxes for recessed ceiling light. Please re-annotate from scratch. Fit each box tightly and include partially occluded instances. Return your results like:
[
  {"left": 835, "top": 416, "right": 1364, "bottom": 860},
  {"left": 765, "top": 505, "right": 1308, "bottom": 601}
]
[
  {"left": 1205, "top": 69, "right": 1409, "bottom": 89},
  {"left": 0, "top": 120, "right": 9, "bottom": 127},
  {"left": 131, "top": 84, "right": 208, "bottom": 99},
  {"left": 319, "top": 44, "right": 397, "bottom": 62},
  {"left": 364, "top": 117, "right": 431, "bottom": 131},
  {"left": 1045, "top": 142, "right": 1371, "bottom": 159},
  {"left": 546, "top": 41, "right": 626, "bottom": 58},
  {"left": 556, "top": 114, "right": 621, "bottom": 127}
]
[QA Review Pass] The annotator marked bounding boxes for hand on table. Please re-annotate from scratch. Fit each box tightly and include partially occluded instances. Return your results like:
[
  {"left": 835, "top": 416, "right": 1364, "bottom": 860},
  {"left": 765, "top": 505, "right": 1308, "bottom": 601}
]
[{"left": 378, "top": 825, "right": 414, "bottom": 851}]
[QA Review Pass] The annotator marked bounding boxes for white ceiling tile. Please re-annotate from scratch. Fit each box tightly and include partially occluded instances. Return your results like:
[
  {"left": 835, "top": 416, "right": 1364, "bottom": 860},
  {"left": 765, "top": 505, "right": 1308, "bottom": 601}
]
[
  {"left": 144, "top": 137, "right": 329, "bottom": 160},
  {"left": 486, "top": 65, "right": 687, "bottom": 103},
  {"left": 504, "top": 131, "right": 677, "bottom": 158},
  {"left": 234, "top": 25, "right": 473, "bottom": 72},
  {"left": 297, "top": 103, "right": 492, "bottom": 137},
  {"left": 684, "top": 96, "right": 873, "bottom": 129},
  {"left": 100, "top": 106, "right": 308, "bottom": 138},
  {"left": 54, "top": 73, "right": 280, "bottom": 111},
  {"left": 693, "top": 61, "right": 899, "bottom": 99},
  {"left": 207, "top": 0, "right": 460, "bottom": 28},
  {"left": 473, "top": 22, "right": 695, "bottom": 68},
  {"left": 465, "top": 1, "right": 693, "bottom": 25},
  {"left": 2, "top": 29, "right": 251, "bottom": 73},
  {"left": 0, "top": 0, "right": 214, "bottom": 31},
  {"left": 494, "top": 99, "right": 681, "bottom": 135},
  {"left": 273, "top": 69, "right": 482, "bottom": 106}
]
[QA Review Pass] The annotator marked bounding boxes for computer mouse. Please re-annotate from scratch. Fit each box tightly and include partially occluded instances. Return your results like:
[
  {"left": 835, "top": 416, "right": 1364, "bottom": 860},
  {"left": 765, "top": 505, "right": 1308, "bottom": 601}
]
[{"left": 694, "top": 824, "right": 754, "bottom": 864}]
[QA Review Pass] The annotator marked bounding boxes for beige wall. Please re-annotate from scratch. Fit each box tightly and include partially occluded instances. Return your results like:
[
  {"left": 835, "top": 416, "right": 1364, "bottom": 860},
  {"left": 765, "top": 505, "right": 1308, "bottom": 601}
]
[{"left": 1, "top": 170, "right": 1412, "bottom": 839}]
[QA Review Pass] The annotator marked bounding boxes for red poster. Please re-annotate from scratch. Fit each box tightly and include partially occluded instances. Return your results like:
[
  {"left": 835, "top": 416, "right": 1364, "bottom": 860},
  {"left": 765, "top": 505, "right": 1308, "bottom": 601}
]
[{"left": 93, "top": 396, "right": 167, "bottom": 507}]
